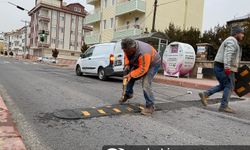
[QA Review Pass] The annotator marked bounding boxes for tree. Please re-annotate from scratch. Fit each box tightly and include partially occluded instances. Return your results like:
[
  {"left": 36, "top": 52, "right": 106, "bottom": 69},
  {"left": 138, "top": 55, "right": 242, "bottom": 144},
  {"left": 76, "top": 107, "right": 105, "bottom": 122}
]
[
  {"left": 52, "top": 48, "right": 59, "bottom": 59},
  {"left": 81, "top": 42, "right": 89, "bottom": 53},
  {"left": 9, "top": 51, "right": 13, "bottom": 56},
  {"left": 240, "top": 19, "right": 250, "bottom": 61},
  {"left": 164, "top": 23, "right": 201, "bottom": 49}
]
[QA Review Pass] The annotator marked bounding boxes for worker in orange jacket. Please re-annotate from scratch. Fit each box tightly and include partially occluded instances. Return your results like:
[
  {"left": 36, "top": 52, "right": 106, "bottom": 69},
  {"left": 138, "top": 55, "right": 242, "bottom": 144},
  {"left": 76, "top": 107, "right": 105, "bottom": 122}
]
[{"left": 119, "top": 38, "right": 161, "bottom": 115}]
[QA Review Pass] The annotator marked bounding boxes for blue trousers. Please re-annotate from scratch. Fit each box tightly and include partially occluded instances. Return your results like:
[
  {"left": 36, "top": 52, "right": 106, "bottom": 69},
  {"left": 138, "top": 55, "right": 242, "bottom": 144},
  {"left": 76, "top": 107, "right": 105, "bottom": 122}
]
[
  {"left": 125, "top": 64, "right": 160, "bottom": 107},
  {"left": 205, "top": 64, "right": 235, "bottom": 108}
]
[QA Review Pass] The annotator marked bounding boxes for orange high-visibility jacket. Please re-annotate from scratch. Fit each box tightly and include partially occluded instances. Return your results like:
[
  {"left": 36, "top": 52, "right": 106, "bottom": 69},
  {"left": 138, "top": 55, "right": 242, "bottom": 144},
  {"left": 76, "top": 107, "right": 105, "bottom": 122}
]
[{"left": 124, "top": 41, "right": 161, "bottom": 78}]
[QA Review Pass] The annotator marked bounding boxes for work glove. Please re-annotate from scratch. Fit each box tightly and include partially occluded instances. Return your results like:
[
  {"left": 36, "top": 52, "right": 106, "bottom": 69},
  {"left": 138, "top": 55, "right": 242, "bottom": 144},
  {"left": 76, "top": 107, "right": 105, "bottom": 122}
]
[
  {"left": 124, "top": 74, "right": 132, "bottom": 82},
  {"left": 124, "top": 65, "right": 130, "bottom": 71},
  {"left": 225, "top": 68, "right": 231, "bottom": 76},
  {"left": 123, "top": 65, "right": 130, "bottom": 75}
]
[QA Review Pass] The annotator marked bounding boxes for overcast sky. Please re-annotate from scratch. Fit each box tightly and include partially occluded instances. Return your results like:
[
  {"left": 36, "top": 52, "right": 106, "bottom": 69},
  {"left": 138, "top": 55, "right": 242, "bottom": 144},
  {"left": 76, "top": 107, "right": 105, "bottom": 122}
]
[{"left": 0, "top": 0, "right": 250, "bottom": 32}]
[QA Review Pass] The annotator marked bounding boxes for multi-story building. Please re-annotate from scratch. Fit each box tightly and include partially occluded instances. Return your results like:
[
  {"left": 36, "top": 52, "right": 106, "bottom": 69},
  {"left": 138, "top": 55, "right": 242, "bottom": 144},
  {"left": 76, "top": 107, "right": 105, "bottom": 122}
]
[
  {"left": 227, "top": 13, "right": 250, "bottom": 27},
  {"left": 28, "top": 0, "right": 88, "bottom": 59},
  {"left": 3, "top": 26, "right": 29, "bottom": 55},
  {"left": 85, "top": 0, "right": 204, "bottom": 45},
  {"left": 0, "top": 33, "right": 4, "bottom": 52}
]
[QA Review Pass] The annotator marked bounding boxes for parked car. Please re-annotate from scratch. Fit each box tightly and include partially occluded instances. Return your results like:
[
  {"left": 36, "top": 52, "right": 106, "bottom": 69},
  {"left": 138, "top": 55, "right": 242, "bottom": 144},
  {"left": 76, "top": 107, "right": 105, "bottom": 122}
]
[
  {"left": 37, "top": 57, "right": 56, "bottom": 63},
  {"left": 75, "top": 42, "right": 124, "bottom": 80}
]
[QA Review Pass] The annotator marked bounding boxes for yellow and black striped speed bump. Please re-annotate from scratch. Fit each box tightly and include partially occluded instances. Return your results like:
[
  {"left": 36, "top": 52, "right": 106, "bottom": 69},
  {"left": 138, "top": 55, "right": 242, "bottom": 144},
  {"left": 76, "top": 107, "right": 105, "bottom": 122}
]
[
  {"left": 53, "top": 103, "right": 144, "bottom": 120},
  {"left": 235, "top": 65, "right": 250, "bottom": 97},
  {"left": 53, "top": 97, "right": 245, "bottom": 120}
]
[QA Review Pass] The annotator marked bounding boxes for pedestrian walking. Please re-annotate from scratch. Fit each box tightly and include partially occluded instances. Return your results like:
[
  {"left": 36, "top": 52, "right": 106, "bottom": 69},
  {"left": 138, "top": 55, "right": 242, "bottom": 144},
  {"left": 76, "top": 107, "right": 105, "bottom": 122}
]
[{"left": 199, "top": 26, "right": 245, "bottom": 113}]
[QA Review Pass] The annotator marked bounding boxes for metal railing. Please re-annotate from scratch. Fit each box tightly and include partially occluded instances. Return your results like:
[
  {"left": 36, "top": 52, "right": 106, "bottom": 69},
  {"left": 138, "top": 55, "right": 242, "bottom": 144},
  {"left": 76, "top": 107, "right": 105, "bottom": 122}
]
[
  {"left": 116, "top": 0, "right": 146, "bottom": 16},
  {"left": 85, "top": 31, "right": 100, "bottom": 45},
  {"left": 113, "top": 24, "right": 143, "bottom": 39},
  {"left": 85, "top": 9, "right": 101, "bottom": 24}
]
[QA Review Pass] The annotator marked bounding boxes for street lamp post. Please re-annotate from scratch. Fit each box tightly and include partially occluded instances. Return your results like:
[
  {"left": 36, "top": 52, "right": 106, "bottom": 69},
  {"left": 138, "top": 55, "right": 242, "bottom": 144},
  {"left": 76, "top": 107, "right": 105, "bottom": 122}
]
[
  {"left": 8, "top": 2, "right": 29, "bottom": 12},
  {"left": 8, "top": 1, "right": 30, "bottom": 57}
]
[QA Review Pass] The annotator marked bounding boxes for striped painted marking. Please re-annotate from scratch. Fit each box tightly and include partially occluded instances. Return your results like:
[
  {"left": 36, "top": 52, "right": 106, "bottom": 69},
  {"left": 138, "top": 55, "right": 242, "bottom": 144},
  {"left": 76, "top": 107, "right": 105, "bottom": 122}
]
[
  {"left": 138, "top": 106, "right": 144, "bottom": 110},
  {"left": 82, "top": 111, "right": 90, "bottom": 117},
  {"left": 126, "top": 107, "right": 133, "bottom": 112},
  {"left": 97, "top": 109, "right": 106, "bottom": 115},
  {"left": 113, "top": 108, "right": 121, "bottom": 113}
]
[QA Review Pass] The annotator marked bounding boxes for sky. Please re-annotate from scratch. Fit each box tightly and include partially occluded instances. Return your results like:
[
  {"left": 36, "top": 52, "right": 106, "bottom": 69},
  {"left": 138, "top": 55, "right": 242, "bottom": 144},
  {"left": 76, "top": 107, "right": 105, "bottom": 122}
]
[{"left": 0, "top": 0, "right": 250, "bottom": 33}]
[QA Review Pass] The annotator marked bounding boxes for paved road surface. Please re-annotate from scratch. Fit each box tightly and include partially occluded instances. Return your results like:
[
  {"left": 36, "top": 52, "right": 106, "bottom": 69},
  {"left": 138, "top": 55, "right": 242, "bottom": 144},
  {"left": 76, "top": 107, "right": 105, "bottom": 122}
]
[{"left": 0, "top": 56, "right": 250, "bottom": 149}]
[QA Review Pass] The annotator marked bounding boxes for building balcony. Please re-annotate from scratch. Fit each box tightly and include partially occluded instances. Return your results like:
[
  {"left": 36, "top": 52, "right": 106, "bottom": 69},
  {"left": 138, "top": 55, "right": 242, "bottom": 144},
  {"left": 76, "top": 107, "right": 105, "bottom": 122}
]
[
  {"left": 38, "top": 42, "right": 49, "bottom": 48},
  {"left": 116, "top": 0, "right": 146, "bottom": 16},
  {"left": 38, "top": 29, "right": 49, "bottom": 35},
  {"left": 38, "top": 15, "right": 50, "bottom": 22},
  {"left": 113, "top": 25, "right": 143, "bottom": 40},
  {"left": 85, "top": 9, "right": 101, "bottom": 25},
  {"left": 86, "top": 0, "right": 98, "bottom": 5},
  {"left": 85, "top": 32, "right": 100, "bottom": 45}
]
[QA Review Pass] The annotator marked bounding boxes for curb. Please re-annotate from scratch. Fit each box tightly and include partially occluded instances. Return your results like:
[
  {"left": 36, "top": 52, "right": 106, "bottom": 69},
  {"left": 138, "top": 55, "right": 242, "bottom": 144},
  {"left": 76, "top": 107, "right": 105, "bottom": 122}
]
[
  {"left": 153, "top": 77, "right": 212, "bottom": 90},
  {"left": 0, "top": 95, "right": 26, "bottom": 150},
  {"left": 154, "top": 76, "right": 250, "bottom": 98}
]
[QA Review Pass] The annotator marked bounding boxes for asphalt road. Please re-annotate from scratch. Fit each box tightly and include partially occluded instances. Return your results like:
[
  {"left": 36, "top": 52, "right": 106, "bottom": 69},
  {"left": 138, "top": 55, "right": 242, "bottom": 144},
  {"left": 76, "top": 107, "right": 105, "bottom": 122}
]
[{"left": 0, "top": 56, "right": 250, "bottom": 150}]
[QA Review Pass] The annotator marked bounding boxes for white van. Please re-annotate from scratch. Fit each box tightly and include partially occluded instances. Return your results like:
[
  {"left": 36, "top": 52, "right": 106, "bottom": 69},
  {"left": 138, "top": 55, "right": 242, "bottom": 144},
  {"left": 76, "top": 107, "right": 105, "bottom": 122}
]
[{"left": 75, "top": 42, "right": 124, "bottom": 80}]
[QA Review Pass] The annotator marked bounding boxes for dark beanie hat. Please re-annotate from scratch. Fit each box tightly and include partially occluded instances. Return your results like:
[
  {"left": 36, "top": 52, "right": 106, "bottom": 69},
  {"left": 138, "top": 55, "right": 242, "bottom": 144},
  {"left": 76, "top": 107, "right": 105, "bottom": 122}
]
[{"left": 231, "top": 26, "right": 244, "bottom": 36}]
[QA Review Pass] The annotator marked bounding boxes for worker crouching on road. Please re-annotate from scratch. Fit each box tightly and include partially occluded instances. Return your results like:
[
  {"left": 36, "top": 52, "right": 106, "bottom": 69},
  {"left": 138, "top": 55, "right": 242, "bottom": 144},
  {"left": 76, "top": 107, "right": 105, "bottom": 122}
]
[
  {"left": 119, "top": 38, "right": 161, "bottom": 115},
  {"left": 199, "top": 26, "right": 245, "bottom": 113}
]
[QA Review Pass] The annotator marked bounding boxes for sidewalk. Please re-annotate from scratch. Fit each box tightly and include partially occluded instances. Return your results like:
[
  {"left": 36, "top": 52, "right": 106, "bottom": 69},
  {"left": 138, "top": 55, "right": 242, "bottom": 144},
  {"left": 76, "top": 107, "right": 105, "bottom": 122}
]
[
  {"left": 154, "top": 74, "right": 218, "bottom": 90},
  {"left": 0, "top": 95, "right": 26, "bottom": 150}
]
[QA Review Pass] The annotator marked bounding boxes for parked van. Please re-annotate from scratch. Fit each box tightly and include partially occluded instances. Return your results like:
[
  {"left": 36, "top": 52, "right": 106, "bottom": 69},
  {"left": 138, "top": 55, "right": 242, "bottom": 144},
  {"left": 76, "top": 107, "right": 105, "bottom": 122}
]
[{"left": 75, "top": 42, "right": 124, "bottom": 80}]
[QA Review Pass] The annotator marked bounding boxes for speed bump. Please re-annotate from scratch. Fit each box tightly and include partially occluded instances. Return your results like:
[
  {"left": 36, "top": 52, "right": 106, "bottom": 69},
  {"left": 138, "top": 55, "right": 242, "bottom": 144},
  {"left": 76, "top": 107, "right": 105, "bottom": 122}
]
[
  {"left": 53, "top": 103, "right": 143, "bottom": 120},
  {"left": 235, "top": 65, "right": 250, "bottom": 97}
]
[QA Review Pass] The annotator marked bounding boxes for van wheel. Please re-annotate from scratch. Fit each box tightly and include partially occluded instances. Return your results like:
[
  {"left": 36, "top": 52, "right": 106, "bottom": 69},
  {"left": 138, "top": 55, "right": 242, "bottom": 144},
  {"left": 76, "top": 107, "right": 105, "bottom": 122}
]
[
  {"left": 98, "top": 68, "right": 107, "bottom": 81},
  {"left": 76, "top": 65, "right": 82, "bottom": 76}
]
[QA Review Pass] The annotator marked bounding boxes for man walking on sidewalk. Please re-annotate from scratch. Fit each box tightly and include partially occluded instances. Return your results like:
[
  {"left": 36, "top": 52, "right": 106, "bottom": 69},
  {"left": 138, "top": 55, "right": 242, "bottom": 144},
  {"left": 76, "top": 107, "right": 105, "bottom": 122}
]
[
  {"left": 199, "top": 26, "right": 245, "bottom": 113},
  {"left": 119, "top": 38, "right": 161, "bottom": 115}
]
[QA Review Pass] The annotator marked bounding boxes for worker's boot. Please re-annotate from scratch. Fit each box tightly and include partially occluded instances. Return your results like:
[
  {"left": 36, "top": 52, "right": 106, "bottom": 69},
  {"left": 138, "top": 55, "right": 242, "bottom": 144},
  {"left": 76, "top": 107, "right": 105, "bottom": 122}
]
[
  {"left": 199, "top": 92, "right": 208, "bottom": 106},
  {"left": 219, "top": 106, "right": 236, "bottom": 114},
  {"left": 119, "top": 94, "right": 133, "bottom": 104},
  {"left": 141, "top": 105, "right": 155, "bottom": 116}
]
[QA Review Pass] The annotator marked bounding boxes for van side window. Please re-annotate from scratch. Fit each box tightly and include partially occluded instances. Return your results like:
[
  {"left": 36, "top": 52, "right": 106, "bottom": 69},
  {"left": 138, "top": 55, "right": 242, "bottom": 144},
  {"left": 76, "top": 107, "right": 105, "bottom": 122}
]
[
  {"left": 93, "top": 45, "right": 114, "bottom": 56},
  {"left": 114, "top": 42, "right": 123, "bottom": 54},
  {"left": 84, "top": 47, "right": 94, "bottom": 58}
]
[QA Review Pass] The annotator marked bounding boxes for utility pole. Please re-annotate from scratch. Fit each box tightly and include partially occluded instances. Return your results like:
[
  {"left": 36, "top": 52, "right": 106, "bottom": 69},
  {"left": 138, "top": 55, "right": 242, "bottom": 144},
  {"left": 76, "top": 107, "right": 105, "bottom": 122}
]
[
  {"left": 183, "top": 0, "right": 188, "bottom": 30},
  {"left": 151, "top": 0, "right": 158, "bottom": 32},
  {"left": 21, "top": 20, "right": 30, "bottom": 56}
]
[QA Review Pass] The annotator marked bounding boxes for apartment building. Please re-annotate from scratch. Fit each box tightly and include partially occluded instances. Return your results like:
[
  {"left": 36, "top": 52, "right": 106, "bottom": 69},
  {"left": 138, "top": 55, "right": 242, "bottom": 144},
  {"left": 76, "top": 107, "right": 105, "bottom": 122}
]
[
  {"left": 85, "top": 0, "right": 204, "bottom": 45},
  {"left": 227, "top": 13, "right": 250, "bottom": 27},
  {"left": 3, "top": 26, "right": 29, "bottom": 55},
  {"left": 0, "top": 33, "right": 5, "bottom": 52},
  {"left": 28, "top": 0, "right": 88, "bottom": 59}
]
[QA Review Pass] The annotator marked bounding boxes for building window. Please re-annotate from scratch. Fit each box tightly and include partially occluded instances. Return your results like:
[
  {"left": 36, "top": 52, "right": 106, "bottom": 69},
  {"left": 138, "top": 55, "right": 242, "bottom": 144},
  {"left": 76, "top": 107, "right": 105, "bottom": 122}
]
[
  {"left": 52, "top": 27, "right": 56, "bottom": 33},
  {"left": 70, "top": 41, "right": 75, "bottom": 46},
  {"left": 60, "top": 27, "right": 64, "bottom": 33},
  {"left": 71, "top": 30, "right": 75, "bottom": 35},
  {"left": 59, "top": 39, "right": 63, "bottom": 45},
  {"left": 103, "top": 20, "right": 107, "bottom": 29},
  {"left": 104, "top": 0, "right": 108, "bottom": 8},
  {"left": 110, "top": 18, "right": 114, "bottom": 28},
  {"left": 135, "top": 17, "right": 139, "bottom": 23},
  {"left": 74, "top": 7, "right": 81, "bottom": 13},
  {"left": 112, "top": 0, "right": 115, "bottom": 6},
  {"left": 52, "top": 38, "right": 56, "bottom": 44},
  {"left": 126, "top": 21, "right": 130, "bottom": 29},
  {"left": 53, "top": 11, "right": 57, "bottom": 20},
  {"left": 60, "top": 16, "right": 64, "bottom": 21},
  {"left": 71, "top": 18, "right": 75, "bottom": 24}
]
